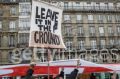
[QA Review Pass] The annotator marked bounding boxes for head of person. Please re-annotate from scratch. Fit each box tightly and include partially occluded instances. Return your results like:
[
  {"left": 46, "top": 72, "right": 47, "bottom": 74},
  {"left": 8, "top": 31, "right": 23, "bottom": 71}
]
[{"left": 30, "top": 62, "right": 36, "bottom": 69}]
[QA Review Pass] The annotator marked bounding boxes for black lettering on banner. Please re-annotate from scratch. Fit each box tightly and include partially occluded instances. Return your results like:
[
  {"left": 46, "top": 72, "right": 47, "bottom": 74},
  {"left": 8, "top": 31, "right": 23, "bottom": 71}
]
[
  {"left": 44, "top": 32, "right": 47, "bottom": 44},
  {"left": 41, "top": 8, "right": 45, "bottom": 19},
  {"left": 35, "top": 6, "right": 60, "bottom": 32},
  {"left": 39, "top": 31, "right": 43, "bottom": 43},
  {"left": 33, "top": 31, "right": 60, "bottom": 45},
  {"left": 36, "top": 6, "right": 40, "bottom": 19},
  {"left": 34, "top": 31, "right": 39, "bottom": 43},
  {"left": 46, "top": 9, "right": 52, "bottom": 20}
]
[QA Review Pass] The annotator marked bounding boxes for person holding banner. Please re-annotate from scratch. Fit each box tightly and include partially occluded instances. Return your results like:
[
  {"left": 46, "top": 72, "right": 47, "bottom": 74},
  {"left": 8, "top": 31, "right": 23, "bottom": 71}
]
[
  {"left": 25, "top": 62, "right": 35, "bottom": 79},
  {"left": 53, "top": 68, "right": 64, "bottom": 79},
  {"left": 68, "top": 60, "right": 80, "bottom": 79}
]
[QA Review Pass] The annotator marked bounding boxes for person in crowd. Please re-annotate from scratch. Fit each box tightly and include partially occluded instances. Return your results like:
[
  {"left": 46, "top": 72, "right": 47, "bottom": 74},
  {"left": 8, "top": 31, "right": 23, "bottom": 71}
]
[
  {"left": 25, "top": 62, "right": 36, "bottom": 79},
  {"left": 54, "top": 68, "right": 64, "bottom": 79},
  {"left": 90, "top": 73, "right": 96, "bottom": 79},
  {"left": 69, "top": 68, "right": 79, "bottom": 79}
]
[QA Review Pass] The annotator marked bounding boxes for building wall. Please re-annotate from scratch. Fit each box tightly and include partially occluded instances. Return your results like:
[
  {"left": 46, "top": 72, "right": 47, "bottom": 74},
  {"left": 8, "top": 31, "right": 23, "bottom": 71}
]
[{"left": 0, "top": 0, "right": 120, "bottom": 64}]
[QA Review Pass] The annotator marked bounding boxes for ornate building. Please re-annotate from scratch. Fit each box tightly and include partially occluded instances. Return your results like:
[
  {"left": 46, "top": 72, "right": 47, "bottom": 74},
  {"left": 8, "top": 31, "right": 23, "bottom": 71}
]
[{"left": 0, "top": 0, "right": 120, "bottom": 66}]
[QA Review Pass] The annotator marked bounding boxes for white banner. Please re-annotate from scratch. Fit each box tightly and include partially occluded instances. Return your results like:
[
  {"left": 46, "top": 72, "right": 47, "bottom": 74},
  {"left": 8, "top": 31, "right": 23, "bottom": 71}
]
[{"left": 29, "top": 0, "right": 65, "bottom": 48}]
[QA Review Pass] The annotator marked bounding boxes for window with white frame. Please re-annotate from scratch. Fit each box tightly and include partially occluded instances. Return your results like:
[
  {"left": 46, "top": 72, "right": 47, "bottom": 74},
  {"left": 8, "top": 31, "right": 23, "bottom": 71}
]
[
  {"left": 97, "top": 15, "right": 104, "bottom": 22},
  {"left": 118, "top": 38, "right": 120, "bottom": 45},
  {"left": 20, "top": 0, "right": 30, "bottom": 2},
  {"left": 115, "top": 15, "right": 120, "bottom": 22},
  {"left": 10, "top": 7, "right": 16, "bottom": 15},
  {"left": 65, "top": 27, "right": 72, "bottom": 36},
  {"left": 75, "top": 2, "right": 80, "bottom": 9},
  {"left": 99, "top": 26, "right": 104, "bottom": 36},
  {"left": 64, "top": 15, "right": 70, "bottom": 21},
  {"left": 100, "top": 39, "right": 106, "bottom": 48},
  {"left": 9, "top": 21, "right": 16, "bottom": 31},
  {"left": 19, "top": 18, "right": 30, "bottom": 31},
  {"left": 78, "top": 40, "right": 85, "bottom": 49},
  {"left": 89, "top": 26, "right": 95, "bottom": 34},
  {"left": 64, "top": 2, "right": 69, "bottom": 9},
  {"left": 108, "top": 26, "right": 113, "bottom": 34},
  {"left": 95, "top": 3, "right": 100, "bottom": 10},
  {"left": 65, "top": 41, "right": 72, "bottom": 50},
  {"left": 0, "top": 35, "right": 2, "bottom": 47},
  {"left": 76, "top": 15, "right": 82, "bottom": 21},
  {"left": 19, "top": 3, "right": 31, "bottom": 16},
  {"left": 10, "top": 0, "right": 16, "bottom": 2},
  {"left": 88, "top": 15, "right": 93, "bottom": 21},
  {"left": 9, "top": 35, "right": 15, "bottom": 47},
  {"left": 19, "top": 33, "right": 29, "bottom": 45},
  {"left": 104, "top": 3, "right": 108, "bottom": 9},
  {"left": 77, "top": 26, "right": 83, "bottom": 35},
  {"left": 0, "top": 21, "right": 2, "bottom": 30},
  {"left": 90, "top": 39, "right": 97, "bottom": 49},
  {"left": 117, "top": 26, "right": 120, "bottom": 34},
  {"left": 107, "top": 15, "right": 112, "bottom": 22},
  {"left": 109, "top": 39, "right": 114, "bottom": 46}
]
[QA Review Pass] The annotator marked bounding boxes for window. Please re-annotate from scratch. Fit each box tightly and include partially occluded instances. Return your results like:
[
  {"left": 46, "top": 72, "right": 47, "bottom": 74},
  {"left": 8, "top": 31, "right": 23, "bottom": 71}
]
[
  {"left": 115, "top": 15, "right": 120, "bottom": 22},
  {"left": 9, "top": 35, "right": 15, "bottom": 47},
  {"left": 19, "top": 33, "right": 29, "bottom": 46},
  {"left": 117, "top": 26, "right": 120, "bottom": 35},
  {"left": 75, "top": 2, "right": 80, "bottom": 9},
  {"left": 19, "top": 18, "right": 30, "bottom": 31},
  {"left": 0, "top": 21, "right": 2, "bottom": 31},
  {"left": 108, "top": 26, "right": 113, "bottom": 35},
  {"left": 90, "top": 40, "right": 97, "bottom": 49},
  {"left": 99, "top": 26, "right": 104, "bottom": 36},
  {"left": 104, "top": 3, "right": 108, "bottom": 9},
  {"left": 109, "top": 39, "right": 114, "bottom": 46},
  {"left": 64, "top": 15, "right": 70, "bottom": 21},
  {"left": 88, "top": 15, "right": 93, "bottom": 20},
  {"left": 19, "top": 3, "right": 31, "bottom": 16},
  {"left": 10, "top": 0, "right": 16, "bottom": 2},
  {"left": 88, "top": 15, "right": 94, "bottom": 23},
  {"left": 77, "top": 26, "right": 83, "bottom": 36},
  {"left": 64, "top": 2, "right": 69, "bottom": 9},
  {"left": 97, "top": 15, "right": 104, "bottom": 22},
  {"left": 78, "top": 40, "right": 85, "bottom": 49},
  {"left": 89, "top": 26, "right": 95, "bottom": 34},
  {"left": 19, "top": 0, "right": 30, "bottom": 2},
  {"left": 100, "top": 39, "right": 106, "bottom": 48},
  {"left": 76, "top": 2, "right": 80, "bottom": 7},
  {"left": 0, "top": 36, "right": 1, "bottom": 47},
  {"left": 95, "top": 3, "right": 100, "bottom": 10},
  {"left": 10, "top": 7, "right": 16, "bottom": 15},
  {"left": 65, "top": 27, "right": 72, "bottom": 36},
  {"left": 107, "top": 15, "right": 112, "bottom": 22},
  {"left": 9, "top": 21, "right": 16, "bottom": 31},
  {"left": 76, "top": 15, "right": 82, "bottom": 21},
  {"left": 118, "top": 39, "right": 120, "bottom": 45},
  {"left": 65, "top": 41, "right": 72, "bottom": 50}
]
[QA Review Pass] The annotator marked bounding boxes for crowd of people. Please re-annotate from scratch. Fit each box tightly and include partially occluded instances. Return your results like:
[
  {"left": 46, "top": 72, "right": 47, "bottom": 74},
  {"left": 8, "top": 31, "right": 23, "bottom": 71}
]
[
  {"left": 24, "top": 62, "right": 119, "bottom": 79},
  {"left": 25, "top": 64, "right": 79, "bottom": 79}
]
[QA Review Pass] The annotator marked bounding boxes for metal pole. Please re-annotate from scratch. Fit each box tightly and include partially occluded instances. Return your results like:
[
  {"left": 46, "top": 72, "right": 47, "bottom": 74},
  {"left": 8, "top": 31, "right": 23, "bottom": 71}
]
[{"left": 47, "top": 48, "right": 50, "bottom": 79}]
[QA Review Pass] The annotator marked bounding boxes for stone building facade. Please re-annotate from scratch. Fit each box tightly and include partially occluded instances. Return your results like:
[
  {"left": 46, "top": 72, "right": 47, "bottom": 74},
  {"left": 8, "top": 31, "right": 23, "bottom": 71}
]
[{"left": 0, "top": 0, "right": 120, "bottom": 65}]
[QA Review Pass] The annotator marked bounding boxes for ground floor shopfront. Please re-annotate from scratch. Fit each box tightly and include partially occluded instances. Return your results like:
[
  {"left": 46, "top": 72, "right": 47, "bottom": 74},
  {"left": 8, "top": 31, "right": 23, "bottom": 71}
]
[{"left": 0, "top": 72, "right": 119, "bottom": 79}]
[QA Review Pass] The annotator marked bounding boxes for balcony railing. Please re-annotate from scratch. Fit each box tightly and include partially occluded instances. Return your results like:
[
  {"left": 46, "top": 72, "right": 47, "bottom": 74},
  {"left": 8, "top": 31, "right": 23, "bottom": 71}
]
[
  {"left": 0, "top": 0, "right": 19, "bottom": 3},
  {"left": 99, "top": 33, "right": 105, "bottom": 36},
  {"left": 77, "top": 33, "right": 84, "bottom": 37},
  {"left": 67, "top": 44, "right": 120, "bottom": 50},
  {"left": 64, "top": 33, "right": 73, "bottom": 37},
  {"left": 89, "top": 33, "right": 96, "bottom": 37},
  {"left": 76, "top": 20, "right": 83, "bottom": 23},
  {"left": 0, "top": 10, "right": 3, "bottom": 16},
  {"left": 108, "top": 33, "right": 114, "bottom": 36},
  {"left": 63, "top": 6, "right": 120, "bottom": 12}
]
